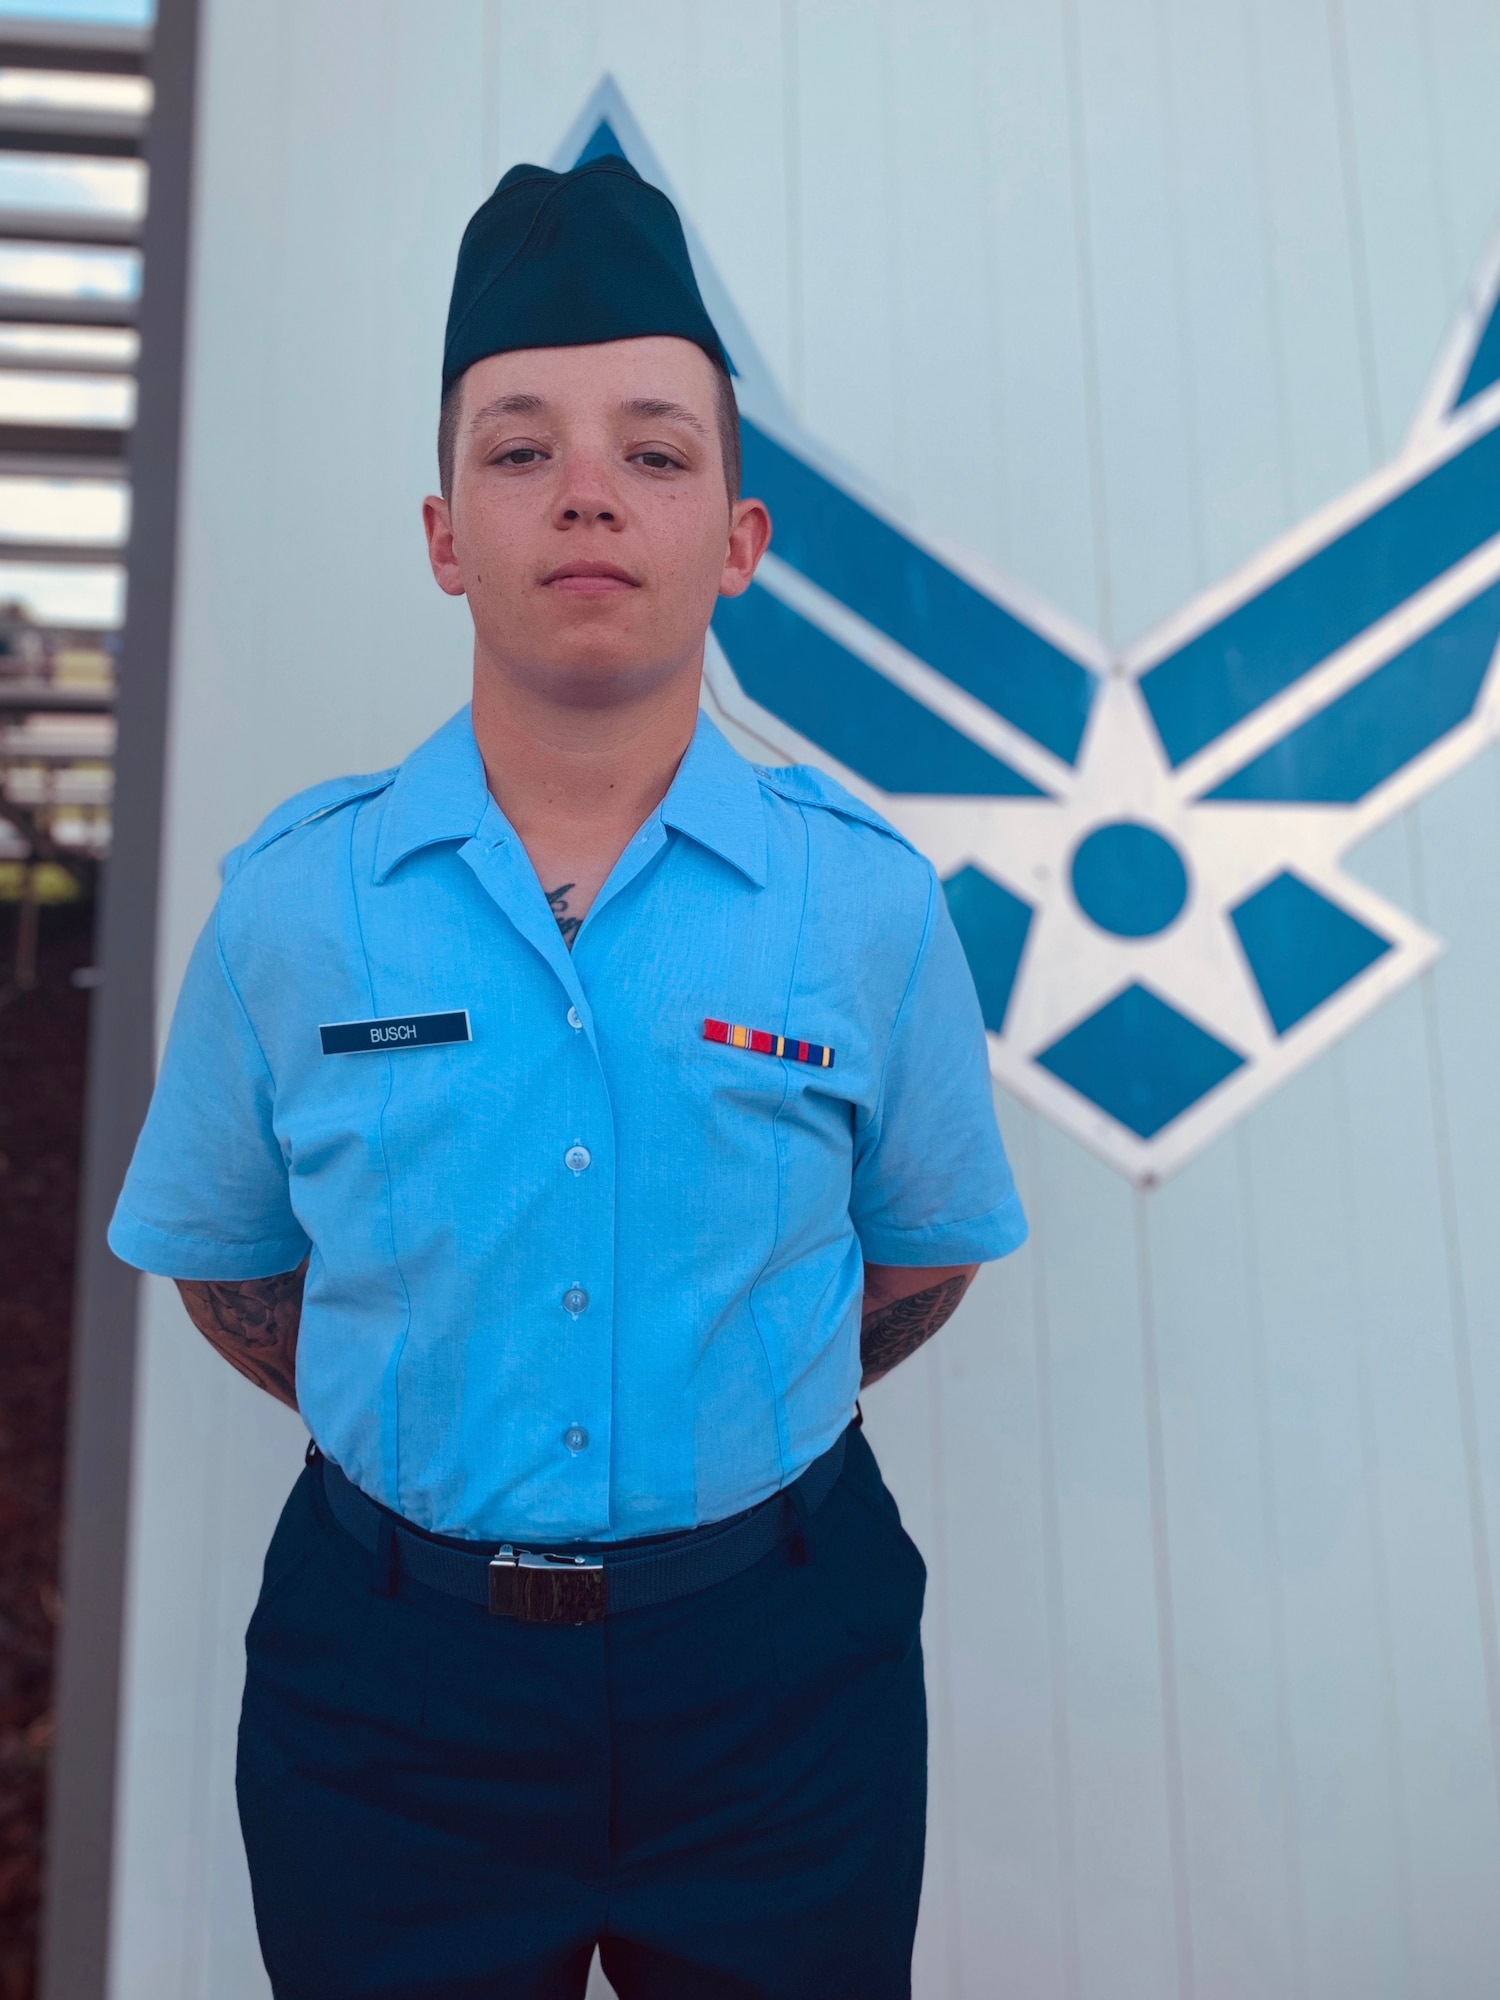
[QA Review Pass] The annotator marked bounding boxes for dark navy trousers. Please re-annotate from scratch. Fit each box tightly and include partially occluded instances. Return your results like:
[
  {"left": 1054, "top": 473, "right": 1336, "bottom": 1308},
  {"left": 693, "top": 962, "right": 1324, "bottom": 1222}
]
[{"left": 236, "top": 1428, "right": 928, "bottom": 1999}]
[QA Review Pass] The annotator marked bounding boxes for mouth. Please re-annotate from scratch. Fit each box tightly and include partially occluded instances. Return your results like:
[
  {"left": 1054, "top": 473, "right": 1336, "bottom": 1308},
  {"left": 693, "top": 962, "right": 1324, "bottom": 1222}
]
[{"left": 540, "top": 561, "right": 641, "bottom": 596}]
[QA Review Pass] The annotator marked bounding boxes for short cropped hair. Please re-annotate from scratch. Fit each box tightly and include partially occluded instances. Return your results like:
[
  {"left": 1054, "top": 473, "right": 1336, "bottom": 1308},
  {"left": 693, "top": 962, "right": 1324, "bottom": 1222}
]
[{"left": 437, "top": 353, "right": 740, "bottom": 506}]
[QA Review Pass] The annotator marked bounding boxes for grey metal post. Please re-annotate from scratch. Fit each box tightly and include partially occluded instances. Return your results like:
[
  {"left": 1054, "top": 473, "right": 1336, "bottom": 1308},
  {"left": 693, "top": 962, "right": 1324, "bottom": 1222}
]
[{"left": 40, "top": 0, "right": 202, "bottom": 1992}]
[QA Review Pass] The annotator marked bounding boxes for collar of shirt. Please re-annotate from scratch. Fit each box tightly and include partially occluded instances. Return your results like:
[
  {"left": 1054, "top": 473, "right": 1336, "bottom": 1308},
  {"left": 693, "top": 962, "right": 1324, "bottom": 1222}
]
[
  {"left": 368, "top": 706, "right": 768, "bottom": 1025},
  {"left": 372, "top": 703, "right": 769, "bottom": 893}
]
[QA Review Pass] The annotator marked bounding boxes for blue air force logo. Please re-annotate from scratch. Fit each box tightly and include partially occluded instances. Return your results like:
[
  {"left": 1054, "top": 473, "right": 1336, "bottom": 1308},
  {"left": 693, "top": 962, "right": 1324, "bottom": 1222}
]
[{"left": 559, "top": 86, "right": 1500, "bottom": 1184}]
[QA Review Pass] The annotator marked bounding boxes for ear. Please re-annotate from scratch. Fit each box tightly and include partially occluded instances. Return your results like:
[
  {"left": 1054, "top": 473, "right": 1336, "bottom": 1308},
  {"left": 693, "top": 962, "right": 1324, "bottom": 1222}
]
[
  {"left": 718, "top": 497, "right": 772, "bottom": 600},
  {"left": 422, "top": 494, "right": 467, "bottom": 598}
]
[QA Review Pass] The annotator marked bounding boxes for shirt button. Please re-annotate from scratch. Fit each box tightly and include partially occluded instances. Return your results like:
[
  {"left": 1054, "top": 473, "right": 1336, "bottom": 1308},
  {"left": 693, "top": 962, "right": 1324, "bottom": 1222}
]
[
  {"left": 564, "top": 1144, "right": 592, "bottom": 1174},
  {"left": 566, "top": 1005, "right": 583, "bottom": 1032},
  {"left": 562, "top": 1285, "right": 589, "bottom": 1317},
  {"left": 563, "top": 1425, "right": 589, "bottom": 1454}
]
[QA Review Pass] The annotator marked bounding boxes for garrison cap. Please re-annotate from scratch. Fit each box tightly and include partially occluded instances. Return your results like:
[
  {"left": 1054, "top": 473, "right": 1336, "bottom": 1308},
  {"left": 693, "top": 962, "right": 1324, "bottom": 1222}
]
[{"left": 442, "top": 154, "right": 729, "bottom": 390}]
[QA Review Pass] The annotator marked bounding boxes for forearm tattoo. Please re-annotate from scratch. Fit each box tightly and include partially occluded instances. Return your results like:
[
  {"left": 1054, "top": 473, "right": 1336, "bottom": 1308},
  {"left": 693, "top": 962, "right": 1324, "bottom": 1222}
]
[
  {"left": 860, "top": 1274, "right": 971, "bottom": 1387},
  {"left": 175, "top": 1262, "right": 307, "bottom": 1410},
  {"left": 546, "top": 883, "right": 581, "bottom": 947}
]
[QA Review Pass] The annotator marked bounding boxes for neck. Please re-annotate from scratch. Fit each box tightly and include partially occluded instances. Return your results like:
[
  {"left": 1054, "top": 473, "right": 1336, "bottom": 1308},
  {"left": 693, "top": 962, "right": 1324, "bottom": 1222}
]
[{"left": 469, "top": 648, "right": 703, "bottom": 852}]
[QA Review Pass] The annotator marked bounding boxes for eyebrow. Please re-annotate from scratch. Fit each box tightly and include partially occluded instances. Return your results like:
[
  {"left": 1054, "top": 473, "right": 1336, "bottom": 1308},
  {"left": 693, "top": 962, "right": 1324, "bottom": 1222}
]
[
  {"left": 466, "top": 390, "right": 710, "bottom": 439},
  {"left": 619, "top": 396, "right": 710, "bottom": 439},
  {"left": 469, "top": 392, "right": 548, "bottom": 427}
]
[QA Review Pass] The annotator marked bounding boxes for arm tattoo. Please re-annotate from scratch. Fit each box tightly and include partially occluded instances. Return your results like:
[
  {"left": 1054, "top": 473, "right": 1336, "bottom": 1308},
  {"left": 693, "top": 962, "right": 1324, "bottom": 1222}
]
[
  {"left": 546, "top": 882, "right": 582, "bottom": 947},
  {"left": 175, "top": 1262, "right": 306, "bottom": 1410},
  {"left": 860, "top": 1274, "right": 971, "bottom": 1387}
]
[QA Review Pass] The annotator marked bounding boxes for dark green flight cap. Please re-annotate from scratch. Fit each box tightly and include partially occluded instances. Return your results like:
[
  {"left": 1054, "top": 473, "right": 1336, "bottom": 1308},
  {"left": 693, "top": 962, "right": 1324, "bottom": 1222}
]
[{"left": 442, "top": 154, "right": 728, "bottom": 390}]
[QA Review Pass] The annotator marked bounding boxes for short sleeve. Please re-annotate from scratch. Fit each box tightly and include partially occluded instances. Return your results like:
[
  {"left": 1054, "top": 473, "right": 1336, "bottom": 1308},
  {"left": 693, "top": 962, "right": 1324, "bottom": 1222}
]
[
  {"left": 849, "top": 875, "right": 1028, "bottom": 1266},
  {"left": 107, "top": 910, "right": 311, "bottom": 1280}
]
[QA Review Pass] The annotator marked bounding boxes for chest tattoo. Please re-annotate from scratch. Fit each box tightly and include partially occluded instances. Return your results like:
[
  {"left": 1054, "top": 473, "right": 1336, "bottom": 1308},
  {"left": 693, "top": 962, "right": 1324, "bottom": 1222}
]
[{"left": 546, "top": 882, "right": 582, "bottom": 948}]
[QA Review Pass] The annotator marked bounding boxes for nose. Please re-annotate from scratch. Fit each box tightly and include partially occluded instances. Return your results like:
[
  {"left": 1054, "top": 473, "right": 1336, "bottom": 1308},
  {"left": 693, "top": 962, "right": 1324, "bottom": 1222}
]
[{"left": 554, "top": 447, "right": 622, "bottom": 529}]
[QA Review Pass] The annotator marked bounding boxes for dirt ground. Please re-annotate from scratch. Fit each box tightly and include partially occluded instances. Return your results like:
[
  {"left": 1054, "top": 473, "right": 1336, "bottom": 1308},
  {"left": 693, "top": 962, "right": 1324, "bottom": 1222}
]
[{"left": 0, "top": 899, "right": 95, "bottom": 2000}]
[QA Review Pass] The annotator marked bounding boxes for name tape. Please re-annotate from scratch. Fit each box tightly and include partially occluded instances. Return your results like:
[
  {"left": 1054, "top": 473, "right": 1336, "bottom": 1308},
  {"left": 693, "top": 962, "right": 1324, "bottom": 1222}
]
[{"left": 320, "top": 1010, "right": 471, "bottom": 1056}]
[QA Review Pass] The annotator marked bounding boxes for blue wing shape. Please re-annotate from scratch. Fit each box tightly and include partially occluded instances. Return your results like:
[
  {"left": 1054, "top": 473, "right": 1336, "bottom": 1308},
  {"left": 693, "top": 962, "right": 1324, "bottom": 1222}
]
[
  {"left": 713, "top": 584, "right": 1048, "bottom": 796},
  {"left": 740, "top": 420, "right": 1096, "bottom": 766},
  {"left": 1140, "top": 419, "right": 1500, "bottom": 769},
  {"left": 1203, "top": 581, "right": 1500, "bottom": 802},
  {"left": 1455, "top": 289, "right": 1500, "bottom": 410}
]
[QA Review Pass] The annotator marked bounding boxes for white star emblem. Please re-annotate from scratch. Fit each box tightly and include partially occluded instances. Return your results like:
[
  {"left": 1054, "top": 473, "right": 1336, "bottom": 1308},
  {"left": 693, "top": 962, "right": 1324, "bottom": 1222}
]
[{"left": 880, "top": 667, "right": 1445, "bottom": 1180}]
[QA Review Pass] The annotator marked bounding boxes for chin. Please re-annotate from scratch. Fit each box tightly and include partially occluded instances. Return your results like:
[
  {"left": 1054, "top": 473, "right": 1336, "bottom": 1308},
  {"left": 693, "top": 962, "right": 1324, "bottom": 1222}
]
[
  {"left": 476, "top": 605, "right": 702, "bottom": 705},
  {"left": 532, "top": 648, "right": 682, "bottom": 707}
]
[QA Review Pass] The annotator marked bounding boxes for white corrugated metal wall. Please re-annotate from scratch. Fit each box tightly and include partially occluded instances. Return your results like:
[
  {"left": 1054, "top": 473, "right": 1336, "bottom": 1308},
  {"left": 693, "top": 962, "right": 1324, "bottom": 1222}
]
[{"left": 108, "top": 5, "right": 1500, "bottom": 1996}]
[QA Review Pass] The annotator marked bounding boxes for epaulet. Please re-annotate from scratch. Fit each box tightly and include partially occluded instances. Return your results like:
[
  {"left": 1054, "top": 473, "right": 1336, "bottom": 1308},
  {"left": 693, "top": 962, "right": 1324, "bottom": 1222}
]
[
  {"left": 221, "top": 769, "right": 398, "bottom": 884},
  {"left": 755, "top": 762, "right": 920, "bottom": 855}
]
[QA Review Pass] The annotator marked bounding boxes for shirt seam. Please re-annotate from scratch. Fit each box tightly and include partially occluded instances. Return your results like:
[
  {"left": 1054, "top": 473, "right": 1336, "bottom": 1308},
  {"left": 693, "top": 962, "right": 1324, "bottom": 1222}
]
[
  {"left": 754, "top": 768, "right": 919, "bottom": 855},
  {"left": 213, "top": 899, "right": 281, "bottom": 1097},
  {"left": 742, "top": 807, "right": 815, "bottom": 1490},
  {"left": 347, "top": 812, "right": 414, "bottom": 1514},
  {"left": 869, "top": 866, "right": 939, "bottom": 1141}
]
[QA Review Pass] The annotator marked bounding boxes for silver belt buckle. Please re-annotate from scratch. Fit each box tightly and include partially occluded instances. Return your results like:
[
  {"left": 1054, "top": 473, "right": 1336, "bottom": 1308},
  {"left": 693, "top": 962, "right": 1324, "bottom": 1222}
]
[{"left": 488, "top": 1543, "right": 608, "bottom": 1624}]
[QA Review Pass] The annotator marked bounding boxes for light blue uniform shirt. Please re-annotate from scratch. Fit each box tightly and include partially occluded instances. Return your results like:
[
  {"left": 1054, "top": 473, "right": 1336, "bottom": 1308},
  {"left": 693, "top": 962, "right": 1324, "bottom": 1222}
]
[{"left": 110, "top": 709, "right": 1026, "bottom": 1540}]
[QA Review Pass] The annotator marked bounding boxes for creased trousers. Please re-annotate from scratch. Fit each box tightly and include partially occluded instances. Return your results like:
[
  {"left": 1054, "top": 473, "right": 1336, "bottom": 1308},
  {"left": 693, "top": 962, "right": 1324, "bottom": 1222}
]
[{"left": 237, "top": 1427, "right": 928, "bottom": 2000}]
